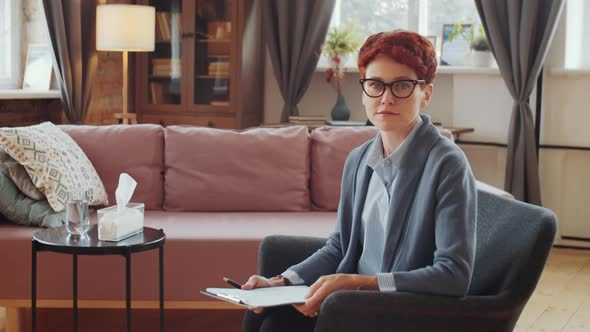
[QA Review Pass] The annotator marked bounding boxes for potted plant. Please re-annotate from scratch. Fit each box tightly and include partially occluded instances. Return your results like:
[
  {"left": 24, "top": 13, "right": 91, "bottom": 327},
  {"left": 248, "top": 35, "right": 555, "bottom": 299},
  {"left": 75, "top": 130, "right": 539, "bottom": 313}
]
[
  {"left": 322, "top": 22, "right": 361, "bottom": 121},
  {"left": 470, "top": 27, "right": 493, "bottom": 67}
]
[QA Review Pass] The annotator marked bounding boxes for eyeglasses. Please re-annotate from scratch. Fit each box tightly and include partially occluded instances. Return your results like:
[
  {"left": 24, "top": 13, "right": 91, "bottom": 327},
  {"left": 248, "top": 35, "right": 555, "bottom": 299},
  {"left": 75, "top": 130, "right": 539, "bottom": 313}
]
[{"left": 359, "top": 78, "right": 426, "bottom": 98}]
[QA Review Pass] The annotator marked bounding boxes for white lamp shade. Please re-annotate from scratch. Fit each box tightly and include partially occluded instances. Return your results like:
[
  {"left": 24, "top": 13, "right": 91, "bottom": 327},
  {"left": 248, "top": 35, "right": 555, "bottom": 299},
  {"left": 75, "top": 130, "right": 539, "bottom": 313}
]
[{"left": 96, "top": 4, "right": 155, "bottom": 52}]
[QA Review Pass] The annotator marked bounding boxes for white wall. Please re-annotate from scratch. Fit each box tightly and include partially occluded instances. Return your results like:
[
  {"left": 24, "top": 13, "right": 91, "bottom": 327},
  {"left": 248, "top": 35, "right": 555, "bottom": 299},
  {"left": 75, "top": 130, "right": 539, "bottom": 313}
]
[{"left": 542, "top": 74, "right": 590, "bottom": 147}]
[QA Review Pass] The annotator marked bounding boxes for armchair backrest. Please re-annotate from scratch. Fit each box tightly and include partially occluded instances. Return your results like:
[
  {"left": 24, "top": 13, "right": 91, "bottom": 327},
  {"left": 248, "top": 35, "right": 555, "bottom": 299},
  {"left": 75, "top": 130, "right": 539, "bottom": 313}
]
[{"left": 468, "top": 190, "right": 557, "bottom": 302}]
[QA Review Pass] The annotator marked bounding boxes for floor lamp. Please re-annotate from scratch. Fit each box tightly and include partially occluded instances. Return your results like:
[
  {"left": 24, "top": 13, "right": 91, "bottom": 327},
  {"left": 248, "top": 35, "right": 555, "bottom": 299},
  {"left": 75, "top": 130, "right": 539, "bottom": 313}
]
[{"left": 96, "top": 4, "right": 155, "bottom": 125}]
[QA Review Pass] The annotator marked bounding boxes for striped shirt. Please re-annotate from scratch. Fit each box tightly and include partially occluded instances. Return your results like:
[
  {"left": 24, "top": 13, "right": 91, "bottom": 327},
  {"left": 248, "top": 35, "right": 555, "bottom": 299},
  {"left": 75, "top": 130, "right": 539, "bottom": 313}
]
[{"left": 361, "top": 116, "right": 423, "bottom": 291}]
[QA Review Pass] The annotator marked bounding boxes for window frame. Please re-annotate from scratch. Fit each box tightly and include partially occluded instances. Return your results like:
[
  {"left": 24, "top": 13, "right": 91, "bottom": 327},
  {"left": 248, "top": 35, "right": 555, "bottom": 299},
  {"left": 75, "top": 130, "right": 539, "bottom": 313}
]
[
  {"left": 318, "top": 0, "right": 427, "bottom": 69},
  {"left": 319, "top": 0, "right": 480, "bottom": 70},
  {"left": 0, "top": 0, "right": 22, "bottom": 89}
]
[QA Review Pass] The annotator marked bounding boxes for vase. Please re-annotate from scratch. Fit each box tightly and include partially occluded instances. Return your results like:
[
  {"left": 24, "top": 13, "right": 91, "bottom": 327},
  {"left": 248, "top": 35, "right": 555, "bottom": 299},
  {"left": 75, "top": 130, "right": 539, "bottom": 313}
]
[
  {"left": 472, "top": 50, "right": 493, "bottom": 67},
  {"left": 331, "top": 94, "right": 350, "bottom": 121}
]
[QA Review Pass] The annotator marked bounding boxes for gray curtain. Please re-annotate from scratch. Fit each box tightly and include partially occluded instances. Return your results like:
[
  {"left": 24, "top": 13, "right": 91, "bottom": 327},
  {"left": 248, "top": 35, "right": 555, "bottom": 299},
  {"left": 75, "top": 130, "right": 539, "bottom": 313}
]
[
  {"left": 42, "top": 0, "right": 98, "bottom": 124},
  {"left": 262, "top": 0, "right": 335, "bottom": 122},
  {"left": 474, "top": 0, "right": 565, "bottom": 205}
]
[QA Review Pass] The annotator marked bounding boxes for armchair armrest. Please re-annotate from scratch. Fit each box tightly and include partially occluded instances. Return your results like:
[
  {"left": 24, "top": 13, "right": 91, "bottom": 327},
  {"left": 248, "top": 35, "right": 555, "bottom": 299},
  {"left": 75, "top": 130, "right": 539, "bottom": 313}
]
[
  {"left": 317, "top": 290, "right": 521, "bottom": 332},
  {"left": 258, "top": 235, "right": 327, "bottom": 277}
]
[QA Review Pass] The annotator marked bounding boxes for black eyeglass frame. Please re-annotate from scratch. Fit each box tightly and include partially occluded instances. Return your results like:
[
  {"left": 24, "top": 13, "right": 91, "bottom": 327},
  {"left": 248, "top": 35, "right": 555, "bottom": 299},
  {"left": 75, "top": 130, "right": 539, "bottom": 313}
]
[{"left": 359, "top": 78, "right": 427, "bottom": 98}]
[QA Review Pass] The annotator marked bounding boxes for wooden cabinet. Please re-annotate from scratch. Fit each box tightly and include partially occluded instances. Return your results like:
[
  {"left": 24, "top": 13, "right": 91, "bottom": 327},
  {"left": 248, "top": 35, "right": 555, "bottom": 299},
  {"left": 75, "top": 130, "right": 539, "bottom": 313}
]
[{"left": 135, "top": 0, "right": 264, "bottom": 129}]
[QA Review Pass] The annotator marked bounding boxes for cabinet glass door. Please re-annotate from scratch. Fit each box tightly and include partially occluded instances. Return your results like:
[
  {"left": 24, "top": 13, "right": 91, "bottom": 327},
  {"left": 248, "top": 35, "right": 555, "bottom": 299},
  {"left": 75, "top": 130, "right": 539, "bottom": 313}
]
[
  {"left": 194, "top": 0, "right": 232, "bottom": 108},
  {"left": 148, "top": 0, "right": 182, "bottom": 105}
]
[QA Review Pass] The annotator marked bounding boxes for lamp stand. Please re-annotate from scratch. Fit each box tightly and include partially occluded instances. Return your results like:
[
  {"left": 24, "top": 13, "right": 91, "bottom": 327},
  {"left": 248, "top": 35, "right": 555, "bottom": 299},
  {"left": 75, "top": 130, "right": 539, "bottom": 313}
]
[{"left": 115, "top": 50, "right": 137, "bottom": 125}]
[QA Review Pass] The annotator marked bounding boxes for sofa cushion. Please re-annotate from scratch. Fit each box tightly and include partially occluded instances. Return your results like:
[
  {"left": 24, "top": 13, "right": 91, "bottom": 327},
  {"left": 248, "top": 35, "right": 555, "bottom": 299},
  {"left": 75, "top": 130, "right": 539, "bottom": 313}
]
[
  {"left": 310, "top": 126, "right": 378, "bottom": 210},
  {"left": 61, "top": 124, "right": 164, "bottom": 210},
  {"left": 164, "top": 126, "right": 311, "bottom": 212},
  {"left": 0, "top": 171, "right": 64, "bottom": 227},
  {"left": 0, "top": 122, "right": 108, "bottom": 212},
  {"left": 0, "top": 211, "right": 336, "bottom": 302},
  {"left": 0, "top": 148, "right": 45, "bottom": 200}
]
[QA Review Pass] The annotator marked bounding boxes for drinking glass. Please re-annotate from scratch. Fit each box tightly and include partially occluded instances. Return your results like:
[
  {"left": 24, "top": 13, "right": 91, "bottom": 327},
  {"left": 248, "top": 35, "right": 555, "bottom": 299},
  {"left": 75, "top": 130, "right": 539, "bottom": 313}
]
[{"left": 65, "top": 190, "right": 90, "bottom": 238}]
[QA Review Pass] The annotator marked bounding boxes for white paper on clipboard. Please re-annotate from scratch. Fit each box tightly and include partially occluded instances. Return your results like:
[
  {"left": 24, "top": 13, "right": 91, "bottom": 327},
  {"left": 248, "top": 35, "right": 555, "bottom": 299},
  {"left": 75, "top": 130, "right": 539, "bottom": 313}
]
[{"left": 201, "top": 285, "right": 309, "bottom": 308}]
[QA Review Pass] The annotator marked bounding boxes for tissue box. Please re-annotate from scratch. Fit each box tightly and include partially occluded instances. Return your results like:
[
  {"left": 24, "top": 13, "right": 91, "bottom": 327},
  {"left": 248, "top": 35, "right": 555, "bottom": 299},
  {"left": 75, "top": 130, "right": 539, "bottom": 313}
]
[{"left": 98, "top": 203, "right": 144, "bottom": 242}]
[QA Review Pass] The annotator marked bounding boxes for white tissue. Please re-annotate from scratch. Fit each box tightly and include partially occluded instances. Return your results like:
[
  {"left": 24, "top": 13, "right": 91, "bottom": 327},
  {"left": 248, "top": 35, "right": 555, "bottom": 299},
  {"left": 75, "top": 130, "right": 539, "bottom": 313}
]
[
  {"left": 116, "top": 173, "right": 137, "bottom": 212},
  {"left": 98, "top": 173, "right": 144, "bottom": 241}
]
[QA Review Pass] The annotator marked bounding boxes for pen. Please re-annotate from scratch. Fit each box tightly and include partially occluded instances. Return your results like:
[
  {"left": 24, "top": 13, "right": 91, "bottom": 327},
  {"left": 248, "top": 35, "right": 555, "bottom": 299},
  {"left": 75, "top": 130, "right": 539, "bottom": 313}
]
[{"left": 223, "top": 277, "right": 242, "bottom": 289}]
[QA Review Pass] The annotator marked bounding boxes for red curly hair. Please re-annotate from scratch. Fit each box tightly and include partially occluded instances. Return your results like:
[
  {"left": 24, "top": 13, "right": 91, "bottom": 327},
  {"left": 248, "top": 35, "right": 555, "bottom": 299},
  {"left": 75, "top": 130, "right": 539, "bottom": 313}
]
[{"left": 358, "top": 30, "right": 437, "bottom": 84}]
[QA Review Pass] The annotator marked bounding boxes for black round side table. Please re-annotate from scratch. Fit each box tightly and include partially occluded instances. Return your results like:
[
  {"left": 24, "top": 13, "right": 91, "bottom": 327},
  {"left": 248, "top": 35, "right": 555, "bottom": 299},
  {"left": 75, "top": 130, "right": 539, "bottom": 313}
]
[{"left": 31, "top": 225, "right": 166, "bottom": 332}]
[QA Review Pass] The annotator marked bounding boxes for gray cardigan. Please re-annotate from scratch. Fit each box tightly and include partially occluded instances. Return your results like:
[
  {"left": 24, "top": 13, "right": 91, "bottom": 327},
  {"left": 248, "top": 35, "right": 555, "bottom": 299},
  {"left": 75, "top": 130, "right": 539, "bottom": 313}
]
[{"left": 290, "top": 115, "right": 477, "bottom": 296}]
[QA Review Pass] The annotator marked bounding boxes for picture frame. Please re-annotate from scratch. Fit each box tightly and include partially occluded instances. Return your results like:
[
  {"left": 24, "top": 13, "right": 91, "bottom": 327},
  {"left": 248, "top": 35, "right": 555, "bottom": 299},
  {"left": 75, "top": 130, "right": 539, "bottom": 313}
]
[
  {"left": 425, "top": 35, "right": 437, "bottom": 49},
  {"left": 440, "top": 24, "right": 474, "bottom": 66},
  {"left": 424, "top": 35, "right": 437, "bottom": 62},
  {"left": 22, "top": 44, "right": 53, "bottom": 90}
]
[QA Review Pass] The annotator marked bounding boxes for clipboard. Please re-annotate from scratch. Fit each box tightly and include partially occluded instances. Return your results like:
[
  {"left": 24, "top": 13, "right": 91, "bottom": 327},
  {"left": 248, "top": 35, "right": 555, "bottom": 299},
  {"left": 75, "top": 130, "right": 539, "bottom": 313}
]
[{"left": 201, "top": 286, "right": 309, "bottom": 309}]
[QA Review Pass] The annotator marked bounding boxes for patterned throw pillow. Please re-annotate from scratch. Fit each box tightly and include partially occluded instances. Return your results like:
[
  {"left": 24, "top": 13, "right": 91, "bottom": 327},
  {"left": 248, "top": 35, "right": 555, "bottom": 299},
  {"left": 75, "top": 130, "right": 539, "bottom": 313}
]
[{"left": 0, "top": 122, "right": 108, "bottom": 212}]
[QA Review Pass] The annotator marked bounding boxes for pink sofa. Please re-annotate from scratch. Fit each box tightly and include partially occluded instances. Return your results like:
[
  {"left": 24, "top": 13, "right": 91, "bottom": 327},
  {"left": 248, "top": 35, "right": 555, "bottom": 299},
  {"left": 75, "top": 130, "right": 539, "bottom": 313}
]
[{"left": 0, "top": 124, "right": 512, "bottom": 329}]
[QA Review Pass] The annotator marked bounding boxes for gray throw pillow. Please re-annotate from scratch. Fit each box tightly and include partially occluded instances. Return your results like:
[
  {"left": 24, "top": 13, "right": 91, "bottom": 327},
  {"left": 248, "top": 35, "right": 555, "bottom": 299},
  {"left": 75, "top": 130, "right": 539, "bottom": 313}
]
[
  {"left": 0, "top": 148, "right": 45, "bottom": 200},
  {"left": 0, "top": 170, "right": 64, "bottom": 227}
]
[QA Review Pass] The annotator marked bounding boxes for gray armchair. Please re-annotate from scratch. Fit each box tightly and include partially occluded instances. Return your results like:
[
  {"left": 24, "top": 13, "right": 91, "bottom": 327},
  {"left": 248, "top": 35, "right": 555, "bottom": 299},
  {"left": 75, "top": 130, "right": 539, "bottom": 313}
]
[{"left": 254, "top": 189, "right": 557, "bottom": 332}]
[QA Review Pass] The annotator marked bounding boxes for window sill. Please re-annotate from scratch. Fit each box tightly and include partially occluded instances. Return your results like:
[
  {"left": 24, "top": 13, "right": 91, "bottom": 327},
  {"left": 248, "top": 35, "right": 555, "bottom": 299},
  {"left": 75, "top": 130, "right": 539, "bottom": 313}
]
[
  {"left": 436, "top": 66, "right": 500, "bottom": 75},
  {"left": 0, "top": 89, "right": 60, "bottom": 100},
  {"left": 316, "top": 65, "right": 501, "bottom": 76}
]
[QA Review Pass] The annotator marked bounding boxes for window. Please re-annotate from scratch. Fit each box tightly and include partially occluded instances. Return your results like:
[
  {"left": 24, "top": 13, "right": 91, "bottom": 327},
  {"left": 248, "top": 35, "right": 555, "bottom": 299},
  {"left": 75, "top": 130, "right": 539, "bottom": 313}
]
[
  {"left": 564, "top": 0, "right": 590, "bottom": 69},
  {"left": 0, "top": 0, "right": 21, "bottom": 89},
  {"left": 320, "top": 0, "right": 481, "bottom": 68}
]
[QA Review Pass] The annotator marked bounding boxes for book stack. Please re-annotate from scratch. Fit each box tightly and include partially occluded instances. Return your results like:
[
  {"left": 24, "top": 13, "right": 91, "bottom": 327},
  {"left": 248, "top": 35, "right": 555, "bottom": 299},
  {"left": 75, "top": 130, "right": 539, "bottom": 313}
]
[
  {"left": 208, "top": 61, "right": 230, "bottom": 77},
  {"left": 287, "top": 115, "right": 328, "bottom": 125},
  {"left": 152, "top": 58, "right": 181, "bottom": 78},
  {"left": 210, "top": 100, "right": 230, "bottom": 107}
]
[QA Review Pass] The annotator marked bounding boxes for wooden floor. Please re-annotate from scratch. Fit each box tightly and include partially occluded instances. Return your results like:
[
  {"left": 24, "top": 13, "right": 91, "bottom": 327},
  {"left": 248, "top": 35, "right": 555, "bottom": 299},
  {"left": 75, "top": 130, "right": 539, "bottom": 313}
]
[
  {"left": 1, "top": 247, "right": 589, "bottom": 332},
  {"left": 0, "top": 307, "right": 4, "bottom": 332},
  {"left": 514, "top": 247, "right": 590, "bottom": 332}
]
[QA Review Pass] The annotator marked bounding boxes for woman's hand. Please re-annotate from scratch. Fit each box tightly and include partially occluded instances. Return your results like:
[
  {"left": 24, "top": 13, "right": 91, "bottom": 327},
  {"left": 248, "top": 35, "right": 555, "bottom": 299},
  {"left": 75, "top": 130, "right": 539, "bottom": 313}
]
[
  {"left": 293, "top": 274, "right": 378, "bottom": 317},
  {"left": 242, "top": 275, "right": 286, "bottom": 314}
]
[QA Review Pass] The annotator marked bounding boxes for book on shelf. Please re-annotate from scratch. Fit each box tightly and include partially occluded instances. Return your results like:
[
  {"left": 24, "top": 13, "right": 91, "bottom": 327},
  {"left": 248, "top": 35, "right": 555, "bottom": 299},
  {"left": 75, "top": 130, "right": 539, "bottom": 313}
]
[
  {"left": 152, "top": 58, "right": 181, "bottom": 64},
  {"left": 208, "top": 61, "right": 230, "bottom": 76},
  {"left": 288, "top": 115, "right": 328, "bottom": 122},
  {"left": 289, "top": 120, "right": 328, "bottom": 125},
  {"left": 156, "top": 12, "right": 169, "bottom": 41},
  {"left": 155, "top": 11, "right": 180, "bottom": 42},
  {"left": 210, "top": 100, "right": 230, "bottom": 107},
  {"left": 152, "top": 71, "right": 181, "bottom": 79},
  {"left": 152, "top": 58, "right": 181, "bottom": 78},
  {"left": 207, "top": 21, "right": 232, "bottom": 40},
  {"left": 207, "top": 71, "right": 230, "bottom": 77},
  {"left": 150, "top": 82, "right": 177, "bottom": 104},
  {"left": 212, "top": 85, "right": 229, "bottom": 99}
]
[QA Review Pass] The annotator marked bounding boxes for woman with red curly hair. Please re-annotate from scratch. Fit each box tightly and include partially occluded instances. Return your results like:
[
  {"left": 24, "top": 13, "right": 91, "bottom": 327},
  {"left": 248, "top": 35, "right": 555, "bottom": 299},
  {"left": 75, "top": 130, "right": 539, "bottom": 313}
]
[{"left": 243, "top": 30, "right": 477, "bottom": 332}]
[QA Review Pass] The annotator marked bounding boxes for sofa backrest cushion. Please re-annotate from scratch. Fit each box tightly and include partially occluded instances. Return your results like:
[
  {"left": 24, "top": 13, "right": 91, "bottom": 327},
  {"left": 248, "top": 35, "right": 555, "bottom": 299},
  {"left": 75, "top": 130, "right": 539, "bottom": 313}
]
[
  {"left": 164, "top": 126, "right": 311, "bottom": 212},
  {"left": 61, "top": 124, "right": 164, "bottom": 210},
  {"left": 310, "top": 126, "right": 378, "bottom": 211}
]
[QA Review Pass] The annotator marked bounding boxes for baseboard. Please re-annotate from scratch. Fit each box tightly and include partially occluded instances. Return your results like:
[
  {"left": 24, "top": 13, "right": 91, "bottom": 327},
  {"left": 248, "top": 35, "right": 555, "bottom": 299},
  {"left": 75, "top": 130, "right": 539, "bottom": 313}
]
[{"left": 555, "top": 236, "right": 590, "bottom": 249}]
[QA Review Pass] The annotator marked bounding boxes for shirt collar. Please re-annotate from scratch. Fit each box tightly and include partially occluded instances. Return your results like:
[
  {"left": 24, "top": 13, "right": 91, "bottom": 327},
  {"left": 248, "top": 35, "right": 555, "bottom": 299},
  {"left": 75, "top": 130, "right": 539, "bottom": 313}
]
[{"left": 367, "top": 116, "right": 424, "bottom": 170}]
